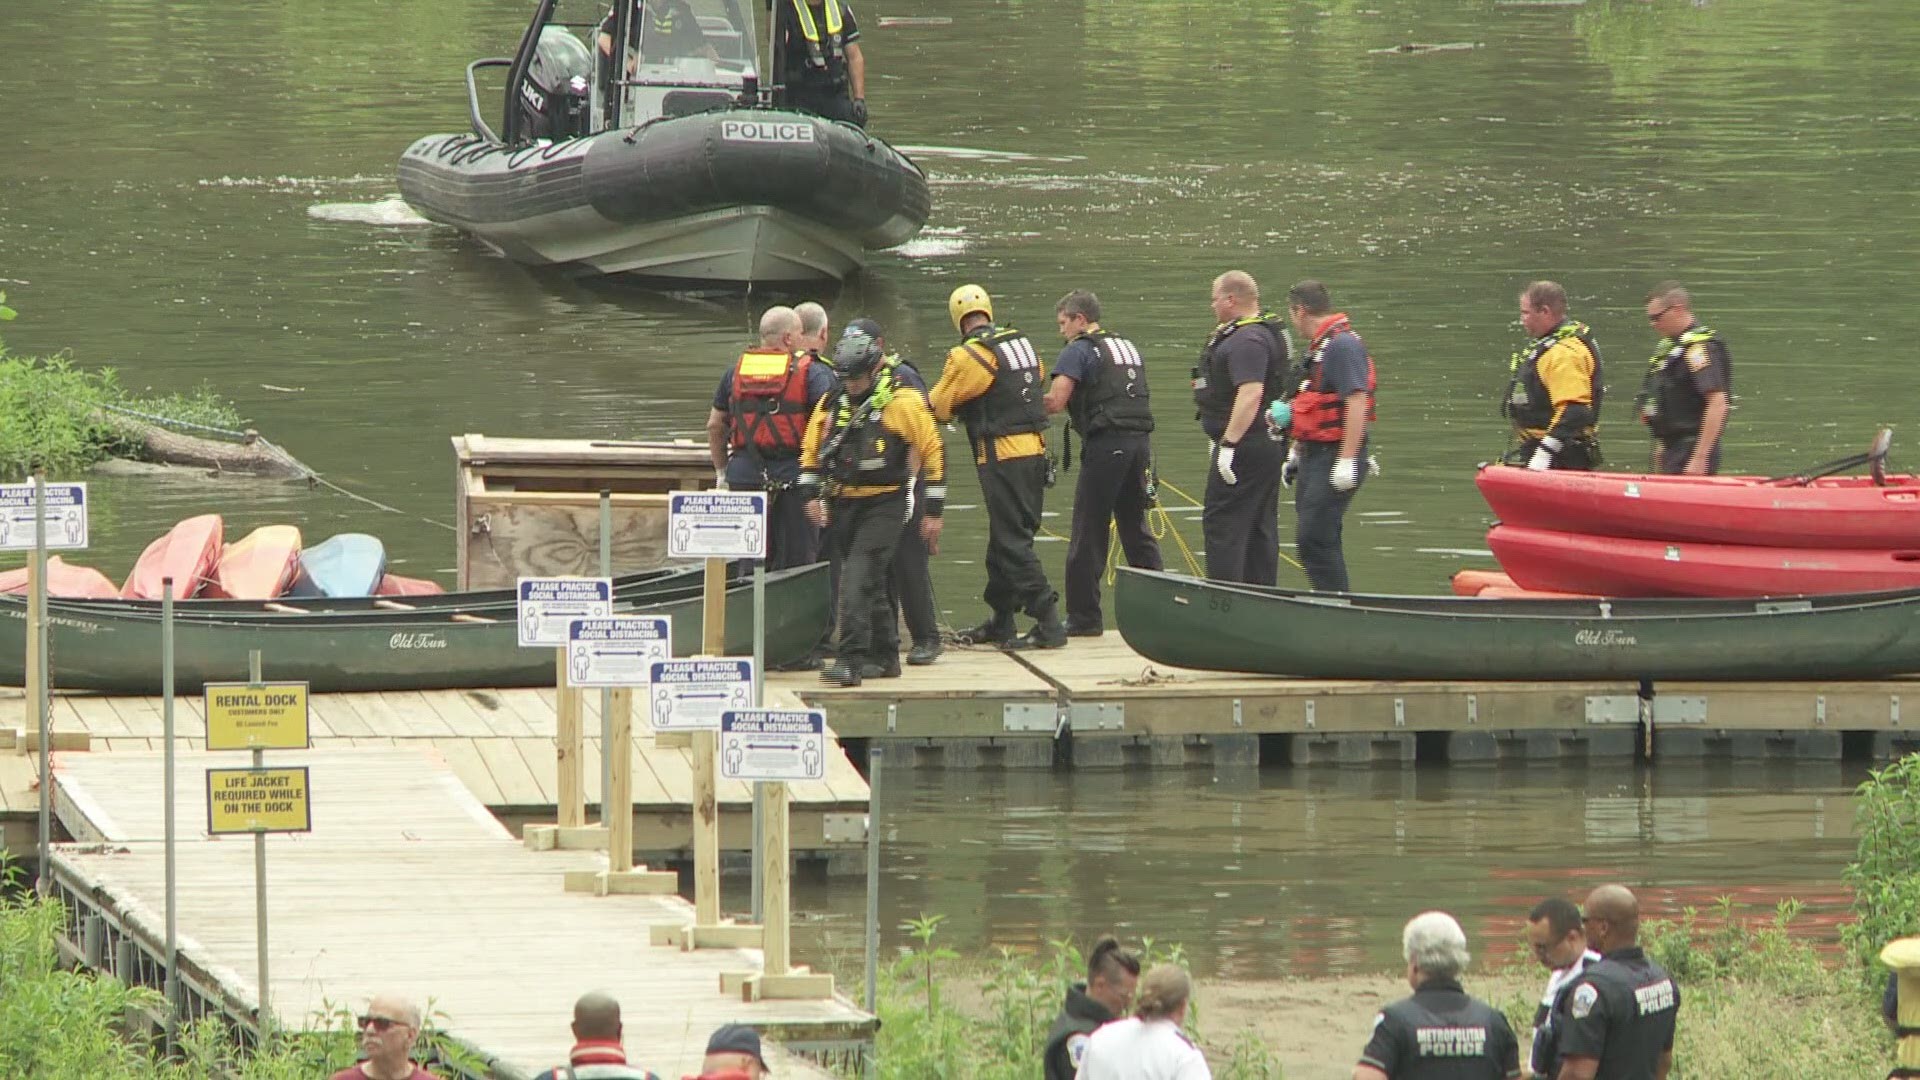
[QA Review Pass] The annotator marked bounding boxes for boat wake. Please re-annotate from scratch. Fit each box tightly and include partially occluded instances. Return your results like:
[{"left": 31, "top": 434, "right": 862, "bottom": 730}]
[
  {"left": 892, "top": 227, "right": 969, "bottom": 258},
  {"left": 307, "top": 197, "right": 434, "bottom": 227}
]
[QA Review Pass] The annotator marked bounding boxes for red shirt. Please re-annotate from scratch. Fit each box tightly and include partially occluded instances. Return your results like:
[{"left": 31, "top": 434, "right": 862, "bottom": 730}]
[{"left": 329, "top": 1065, "right": 440, "bottom": 1080}]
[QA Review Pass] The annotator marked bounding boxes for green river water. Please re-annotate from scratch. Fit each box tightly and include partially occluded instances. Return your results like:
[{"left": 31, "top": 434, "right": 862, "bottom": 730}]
[{"left": 4, "top": 0, "right": 1916, "bottom": 974}]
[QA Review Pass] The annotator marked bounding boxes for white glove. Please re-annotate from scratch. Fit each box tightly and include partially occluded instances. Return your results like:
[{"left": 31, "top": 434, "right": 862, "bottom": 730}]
[
  {"left": 713, "top": 469, "right": 730, "bottom": 491},
  {"left": 1280, "top": 446, "right": 1301, "bottom": 489},
  {"left": 1368, "top": 454, "right": 1382, "bottom": 477},
  {"left": 1527, "top": 436, "right": 1562, "bottom": 472},
  {"left": 1214, "top": 443, "right": 1239, "bottom": 486},
  {"left": 1331, "top": 457, "right": 1359, "bottom": 492}
]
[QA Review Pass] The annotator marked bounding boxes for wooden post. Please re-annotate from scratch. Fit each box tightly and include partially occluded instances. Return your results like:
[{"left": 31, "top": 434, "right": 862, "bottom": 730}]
[
  {"left": 607, "top": 689, "right": 633, "bottom": 873},
  {"left": 693, "top": 557, "right": 726, "bottom": 926},
  {"left": 556, "top": 650, "right": 584, "bottom": 829},
  {"left": 762, "top": 781, "right": 790, "bottom": 975}
]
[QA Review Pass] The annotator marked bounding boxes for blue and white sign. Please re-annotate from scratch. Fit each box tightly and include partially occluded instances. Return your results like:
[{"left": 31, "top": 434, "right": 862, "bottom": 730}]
[
  {"left": 516, "top": 576, "right": 613, "bottom": 648},
  {"left": 720, "top": 708, "right": 826, "bottom": 782},
  {"left": 0, "top": 482, "right": 88, "bottom": 551},
  {"left": 648, "top": 658, "right": 755, "bottom": 732},
  {"left": 668, "top": 490, "right": 768, "bottom": 560},
  {"left": 566, "top": 616, "right": 672, "bottom": 687}
]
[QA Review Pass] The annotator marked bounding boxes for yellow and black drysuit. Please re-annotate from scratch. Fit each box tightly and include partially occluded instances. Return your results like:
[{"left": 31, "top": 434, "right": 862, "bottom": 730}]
[{"left": 1504, "top": 320, "right": 1603, "bottom": 469}]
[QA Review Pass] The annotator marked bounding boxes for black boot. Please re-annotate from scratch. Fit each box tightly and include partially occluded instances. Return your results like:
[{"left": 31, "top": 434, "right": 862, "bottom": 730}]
[
  {"left": 1010, "top": 596, "right": 1068, "bottom": 650},
  {"left": 820, "top": 659, "right": 862, "bottom": 687},
  {"left": 906, "top": 638, "right": 944, "bottom": 665},
  {"left": 955, "top": 611, "right": 1016, "bottom": 646},
  {"left": 861, "top": 656, "right": 902, "bottom": 679}
]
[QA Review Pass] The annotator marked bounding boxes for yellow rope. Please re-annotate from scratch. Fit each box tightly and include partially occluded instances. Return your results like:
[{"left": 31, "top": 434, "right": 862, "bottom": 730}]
[{"left": 1042, "top": 475, "right": 1301, "bottom": 578}]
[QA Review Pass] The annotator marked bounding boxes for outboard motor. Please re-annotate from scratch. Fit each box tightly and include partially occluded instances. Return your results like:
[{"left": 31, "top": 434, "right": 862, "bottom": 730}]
[{"left": 517, "top": 26, "right": 593, "bottom": 140}]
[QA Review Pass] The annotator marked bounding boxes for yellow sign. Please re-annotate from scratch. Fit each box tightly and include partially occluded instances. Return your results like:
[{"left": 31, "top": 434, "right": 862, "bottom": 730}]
[
  {"left": 204, "top": 682, "right": 311, "bottom": 751},
  {"left": 205, "top": 767, "right": 311, "bottom": 834}
]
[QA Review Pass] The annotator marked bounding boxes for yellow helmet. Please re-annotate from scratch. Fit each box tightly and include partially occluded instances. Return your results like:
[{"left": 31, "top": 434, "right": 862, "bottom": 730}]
[{"left": 948, "top": 284, "right": 993, "bottom": 332}]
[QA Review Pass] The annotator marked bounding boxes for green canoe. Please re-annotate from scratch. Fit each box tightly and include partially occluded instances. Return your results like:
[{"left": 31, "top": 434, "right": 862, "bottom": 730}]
[
  {"left": 1, "top": 562, "right": 828, "bottom": 694},
  {"left": 1113, "top": 567, "right": 1920, "bottom": 681}
]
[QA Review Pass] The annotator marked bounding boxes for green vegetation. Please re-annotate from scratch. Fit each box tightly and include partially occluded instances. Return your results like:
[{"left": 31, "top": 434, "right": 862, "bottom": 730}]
[
  {"left": 1844, "top": 752, "right": 1920, "bottom": 977},
  {"left": 0, "top": 297, "right": 245, "bottom": 480}
]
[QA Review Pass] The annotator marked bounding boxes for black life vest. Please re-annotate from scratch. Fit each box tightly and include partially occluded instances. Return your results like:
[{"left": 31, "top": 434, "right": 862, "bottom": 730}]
[
  {"left": 1066, "top": 329, "right": 1153, "bottom": 438},
  {"left": 821, "top": 369, "right": 909, "bottom": 488},
  {"left": 1193, "top": 313, "right": 1290, "bottom": 432},
  {"left": 1503, "top": 320, "right": 1602, "bottom": 432},
  {"left": 957, "top": 326, "right": 1049, "bottom": 452},
  {"left": 1289, "top": 314, "right": 1376, "bottom": 444},
  {"left": 789, "top": 0, "right": 846, "bottom": 76},
  {"left": 728, "top": 349, "right": 814, "bottom": 457},
  {"left": 1637, "top": 325, "right": 1723, "bottom": 440}
]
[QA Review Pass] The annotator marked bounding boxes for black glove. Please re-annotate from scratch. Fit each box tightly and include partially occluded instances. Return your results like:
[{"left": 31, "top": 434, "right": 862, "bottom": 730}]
[{"left": 850, "top": 97, "right": 868, "bottom": 127}]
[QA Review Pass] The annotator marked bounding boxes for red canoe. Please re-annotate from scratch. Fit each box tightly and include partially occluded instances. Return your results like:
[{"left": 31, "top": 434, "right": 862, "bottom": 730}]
[
  {"left": 202, "top": 525, "right": 303, "bottom": 600},
  {"left": 120, "top": 514, "right": 225, "bottom": 599},
  {"left": 1476, "top": 464, "right": 1920, "bottom": 549},
  {"left": 374, "top": 573, "right": 447, "bottom": 597},
  {"left": 0, "top": 556, "right": 121, "bottom": 599},
  {"left": 1489, "top": 524, "right": 1920, "bottom": 598}
]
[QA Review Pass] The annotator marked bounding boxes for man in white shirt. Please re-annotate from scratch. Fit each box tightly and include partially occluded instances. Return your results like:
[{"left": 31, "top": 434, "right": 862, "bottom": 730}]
[{"left": 1525, "top": 897, "right": 1602, "bottom": 1079}]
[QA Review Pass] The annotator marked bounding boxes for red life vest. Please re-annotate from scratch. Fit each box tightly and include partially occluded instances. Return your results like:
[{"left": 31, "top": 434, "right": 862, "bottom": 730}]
[
  {"left": 1288, "top": 314, "right": 1376, "bottom": 443},
  {"left": 728, "top": 349, "right": 813, "bottom": 457}
]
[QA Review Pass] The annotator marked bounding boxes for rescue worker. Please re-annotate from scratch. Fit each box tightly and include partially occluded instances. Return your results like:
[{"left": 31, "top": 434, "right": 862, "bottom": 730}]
[
  {"left": 1525, "top": 898, "right": 1602, "bottom": 1080},
  {"left": 930, "top": 284, "right": 1066, "bottom": 650},
  {"left": 846, "top": 318, "right": 943, "bottom": 665},
  {"left": 1355, "top": 911, "right": 1522, "bottom": 1080},
  {"left": 798, "top": 330, "right": 944, "bottom": 686},
  {"left": 1506, "top": 281, "right": 1602, "bottom": 471},
  {"left": 704, "top": 305, "right": 836, "bottom": 570},
  {"left": 1043, "top": 935, "right": 1142, "bottom": 1080},
  {"left": 1043, "top": 289, "right": 1163, "bottom": 636},
  {"left": 771, "top": 0, "right": 867, "bottom": 126},
  {"left": 1284, "top": 280, "right": 1375, "bottom": 594},
  {"left": 1548, "top": 885, "right": 1680, "bottom": 1080},
  {"left": 1077, "top": 964, "right": 1211, "bottom": 1080},
  {"left": 597, "top": 0, "right": 717, "bottom": 69},
  {"left": 1639, "top": 282, "right": 1731, "bottom": 475},
  {"left": 797, "top": 301, "right": 831, "bottom": 357},
  {"left": 1194, "top": 270, "right": 1289, "bottom": 586}
]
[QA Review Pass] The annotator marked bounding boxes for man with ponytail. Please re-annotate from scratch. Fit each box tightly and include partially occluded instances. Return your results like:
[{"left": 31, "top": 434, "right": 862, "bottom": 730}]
[
  {"left": 1077, "top": 963, "right": 1211, "bottom": 1080},
  {"left": 1044, "top": 935, "right": 1142, "bottom": 1080}
]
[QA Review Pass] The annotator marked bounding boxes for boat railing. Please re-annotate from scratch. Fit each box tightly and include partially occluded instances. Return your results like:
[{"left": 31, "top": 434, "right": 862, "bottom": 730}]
[{"left": 465, "top": 57, "right": 514, "bottom": 141}]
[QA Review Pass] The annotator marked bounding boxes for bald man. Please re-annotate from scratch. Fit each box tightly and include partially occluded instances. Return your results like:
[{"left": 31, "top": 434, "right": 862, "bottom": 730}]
[
  {"left": 534, "top": 992, "right": 661, "bottom": 1079},
  {"left": 1194, "top": 270, "right": 1290, "bottom": 586},
  {"left": 1547, "top": 886, "right": 1680, "bottom": 1080},
  {"left": 331, "top": 995, "right": 441, "bottom": 1079}
]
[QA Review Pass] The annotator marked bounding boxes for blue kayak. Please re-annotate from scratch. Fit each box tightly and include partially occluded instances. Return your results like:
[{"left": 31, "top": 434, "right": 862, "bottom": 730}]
[{"left": 289, "top": 534, "right": 388, "bottom": 598}]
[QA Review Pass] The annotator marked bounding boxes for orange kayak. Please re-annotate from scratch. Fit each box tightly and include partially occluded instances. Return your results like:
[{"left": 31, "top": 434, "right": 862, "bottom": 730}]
[
  {"left": 0, "top": 556, "right": 121, "bottom": 599},
  {"left": 374, "top": 573, "right": 447, "bottom": 597},
  {"left": 120, "top": 514, "right": 225, "bottom": 599},
  {"left": 202, "top": 525, "right": 303, "bottom": 600},
  {"left": 1450, "top": 569, "right": 1517, "bottom": 596}
]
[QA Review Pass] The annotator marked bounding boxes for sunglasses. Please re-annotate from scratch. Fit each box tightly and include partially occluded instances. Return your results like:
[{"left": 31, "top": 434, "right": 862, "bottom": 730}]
[
  {"left": 1646, "top": 306, "right": 1676, "bottom": 323},
  {"left": 358, "top": 1015, "right": 408, "bottom": 1033}
]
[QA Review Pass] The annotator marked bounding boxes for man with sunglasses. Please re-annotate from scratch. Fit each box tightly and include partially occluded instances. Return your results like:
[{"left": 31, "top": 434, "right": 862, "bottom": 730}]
[
  {"left": 331, "top": 995, "right": 442, "bottom": 1079},
  {"left": 1638, "top": 282, "right": 1731, "bottom": 475},
  {"left": 1547, "top": 886, "right": 1681, "bottom": 1080},
  {"left": 1525, "top": 898, "right": 1602, "bottom": 1079}
]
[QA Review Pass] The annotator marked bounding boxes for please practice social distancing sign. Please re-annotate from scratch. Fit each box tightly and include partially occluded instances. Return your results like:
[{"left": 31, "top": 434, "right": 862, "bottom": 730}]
[
  {"left": 668, "top": 491, "right": 767, "bottom": 560},
  {"left": 0, "top": 481, "right": 88, "bottom": 551},
  {"left": 517, "top": 576, "right": 613, "bottom": 647},
  {"left": 649, "top": 658, "right": 754, "bottom": 731},
  {"left": 567, "top": 616, "right": 672, "bottom": 688},
  {"left": 720, "top": 709, "right": 826, "bottom": 782}
]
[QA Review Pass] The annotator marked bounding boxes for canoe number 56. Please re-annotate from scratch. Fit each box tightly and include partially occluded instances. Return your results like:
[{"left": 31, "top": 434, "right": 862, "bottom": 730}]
[
  {"left": 1573, "top": 629, "right": 1637, "bottom": 647},
  {"left": 1206, "top": 593, "right": 1233, "bottom": 613},
  {"left": 389, "top": 632, "right": 449, "bottom": 650}
]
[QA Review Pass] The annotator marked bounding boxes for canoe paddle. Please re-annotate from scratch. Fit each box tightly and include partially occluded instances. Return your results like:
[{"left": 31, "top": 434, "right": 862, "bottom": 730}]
[{"left": 1766, "top": 427, "right": 1892, "bottom": 486}]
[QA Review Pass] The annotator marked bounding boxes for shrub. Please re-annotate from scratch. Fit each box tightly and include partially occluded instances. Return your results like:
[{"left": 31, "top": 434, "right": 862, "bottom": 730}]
[{"left": 1844, "top": 752, "right": 1920, "bottom": 981}]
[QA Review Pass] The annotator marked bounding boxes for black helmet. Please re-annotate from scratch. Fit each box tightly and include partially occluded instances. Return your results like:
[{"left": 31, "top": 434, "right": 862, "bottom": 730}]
[{"left": 833, "top": 330, "right": 883, "bottom": 379}]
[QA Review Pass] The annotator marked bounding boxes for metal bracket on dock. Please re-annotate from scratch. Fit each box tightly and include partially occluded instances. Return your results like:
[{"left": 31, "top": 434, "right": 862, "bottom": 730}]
[
  {"left": 1815, "top": 695, "right": 1827, "bottom": 726},
  {"left": 1068, "top": 703, "right": 1125, "bottom": 733},
  {"left": 886, "top": 703, "right": 897, "bottom": 734},
  {"left": 1466, "top": 694, "right": 1478, "bottom": 725},
  {"left": 1304, "top": 700, "right": 1316, "bottom": 730},
  {"left": 1393, "top": 698, "right": 1406, "bottom": 728},
  {"left": 1893, "top": 695, "right": 1901, "bottom": 727},
  {"left": 822, "top": 813, "right": 868, "bottom": 844},
  {"left": 1232, "top": 699, "right": 1243, "bottom": 729},
  {"left": 1652, "top": 695, "right": 1707, "bottom": 726},
  {"left": 1584, "top": 695, "right": 1641, "bottom": 726},
  {"left": 1002, "top": 702, "right": 1057, "bottom": 734}
]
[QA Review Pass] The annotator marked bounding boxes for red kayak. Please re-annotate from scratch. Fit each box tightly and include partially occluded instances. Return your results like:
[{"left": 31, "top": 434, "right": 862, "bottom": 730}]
[
  {"left": 1489, "top": 524, "right": 1920, "bottom": 598},
  {"left": 202, "top": 525, "right": 303, "bottom": 600},
  {"left": 120, "top": 514, "right": 225, "bottom": 599},
  {"left": 1476, "top": 464, "right": 1920, "bottom": 549},
  {"left": 0, "top": 556, "right": 121, "bottom": 599}
]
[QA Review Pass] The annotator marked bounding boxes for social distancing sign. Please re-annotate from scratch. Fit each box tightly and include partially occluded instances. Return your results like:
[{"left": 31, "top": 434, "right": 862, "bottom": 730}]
[
  {"left": 206, "top": 767, "right": 312, "bottom": 834},
  {"left": 203, "top": 682, "right": 312, "bottom": 751}
]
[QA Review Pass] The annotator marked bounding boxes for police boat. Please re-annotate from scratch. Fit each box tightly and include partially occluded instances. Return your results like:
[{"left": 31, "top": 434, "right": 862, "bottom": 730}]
[{"left": 396, "top": 0, "right": 929, "bottom": 284}]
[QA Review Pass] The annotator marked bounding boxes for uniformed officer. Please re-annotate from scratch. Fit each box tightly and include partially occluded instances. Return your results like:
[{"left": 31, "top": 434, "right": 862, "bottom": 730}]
[
  {"left": 1194, "top": 270, "right": 1289, "bottom": 586},
  {"left": 704, "top": 305, "right": 836, "bottom": 570},
  {"left": 1549, "top": 885, "right": 1680, "bottom": 1080},
  {"left": 1043, "top": 935, "right": 1141, "bottom": 1080},
  {"left": 1505, "top": 281, "right": 1602, "bottom": 471},
  {"left": 1043, "top": 290, "right": 1163, "bottom": 637},
  {"left": 1284, "top": 280, "right": 1375, "bottom": 594},
  {"left": 1639, "top": 282, "right": 1731, "bottom": 475},
  {"left": 930, "top": 284, "right": 1066, "bottom": 650},
  {"left": 1525, "top": 898, "right": 1602, "bottom": 1080},
  {"left": 1355, "top": 911, "right": 1521, "bottom": 1080},
  {"left": 846, "top": 317, "right": 942, "bottom": 666},
  {"left": 797, "top": 330, "right": 944, "bottom": 687},
  {"left": 771, "top": 0, "right": 868, "bottom": 126}
]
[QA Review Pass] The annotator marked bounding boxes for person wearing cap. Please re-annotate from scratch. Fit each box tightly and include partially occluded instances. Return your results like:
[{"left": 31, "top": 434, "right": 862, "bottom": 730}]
[
  {"left": 846, "top": 317, "right": 944, "bottom": 666},
  {"left": 533, "top": 991, "right": 661, "bottom": 1080},
  {"left": 798, "top": 329, "right": 945, "bottom": 686},
  {"left": 929, "top": 284, "right": 1066, "bottom": 650},
  {"left": 686, "top": 1023, "right": 772, "bottom": 1079}
]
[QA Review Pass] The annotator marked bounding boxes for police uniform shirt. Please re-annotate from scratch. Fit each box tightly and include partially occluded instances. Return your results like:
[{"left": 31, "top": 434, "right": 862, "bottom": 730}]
[
  {"left": 778, "top": 0, "right": 861, "bottom": 85},
  {"left": 1358, "top": 977, "right": 1521, "bottom": 1080},
  {"left": 1201, "top": 331, "right": 1277, "bottom": 443},
  {"left": 599, "top": 0, "right": 707, "bottom": 59},
  {"left": 1077, "top": 1017, "right": 1211, "bottom": 1080},
  {"left": 1314, "top": 330, "right": 1372, "bottom": 404},
  {"left": 1532, "top": 950, "right": 1601, "bottom": 1078},
  {"left": 1675, "top": 330, "right": 1730, "bottom": 399},
  {"left": 1553, "top": 947, "right": 1680, "bottom": 1080},
  {"left": 713, "top": 359, "right": 839, "bottom": 486}
]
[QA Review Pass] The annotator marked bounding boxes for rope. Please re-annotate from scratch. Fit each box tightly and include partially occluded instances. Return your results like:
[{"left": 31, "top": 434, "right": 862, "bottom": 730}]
[
  {"left": 1155, "top": 477, "right": 1307, "bottom": 573},
  {"left": 93, "top": 398, "right": 253, "bottom": 440}
]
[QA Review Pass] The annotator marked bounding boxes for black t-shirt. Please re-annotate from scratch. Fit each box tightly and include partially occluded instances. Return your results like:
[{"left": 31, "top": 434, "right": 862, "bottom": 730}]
[
  {"left": 1201, "top": 329, "right": 1278, "bottom": 442},
  {"left": 599, "top": 0, "right": 708, "bottom": 62},
  {"left": 1553, "top": 947, "right": 1680, "bottom": 1080},
  {"left": 776, "top": 0, "right": 861, "bottom": 86},
  {"left": 1358, "top": 978, "right": 1521, "bottom": 1080}
]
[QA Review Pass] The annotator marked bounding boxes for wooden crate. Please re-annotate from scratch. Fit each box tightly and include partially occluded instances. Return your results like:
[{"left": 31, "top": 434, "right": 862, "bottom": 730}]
[{"left": 453, "top": 435, "right": 716, "bottom": 588}]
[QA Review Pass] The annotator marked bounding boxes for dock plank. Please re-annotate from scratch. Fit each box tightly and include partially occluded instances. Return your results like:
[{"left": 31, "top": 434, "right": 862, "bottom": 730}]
[
  {"left": 473, "top": 738, "right": 546, "bottom": 808},
  {"left": 431, "top": 738, "right": 505, "bottom": 807},
  {"left": 372, "top": 691, "right": 458, "bottom": 738},
  {"left": 458, "top": 689, "right": 534, "bottom": 737},
  {"left": 106, "top": 696, "right": 167, "bottom": 737},
  {"left": 66, "top": 696, "right": 130, "bottom": 736},
  {"left": 420, "top": 690, "right": 499, "bottom": 739},
  {"left": 511, "top": 737, "right": 559, "bottom": 806}
]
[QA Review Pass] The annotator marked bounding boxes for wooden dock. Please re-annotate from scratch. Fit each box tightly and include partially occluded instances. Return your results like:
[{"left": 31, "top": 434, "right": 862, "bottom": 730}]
[
  {"left": 46, "top": 747, "right": 868, "bottom": 1079},
  {"left": 1, "top": 686, "right": 869, "bottom": 858}
]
